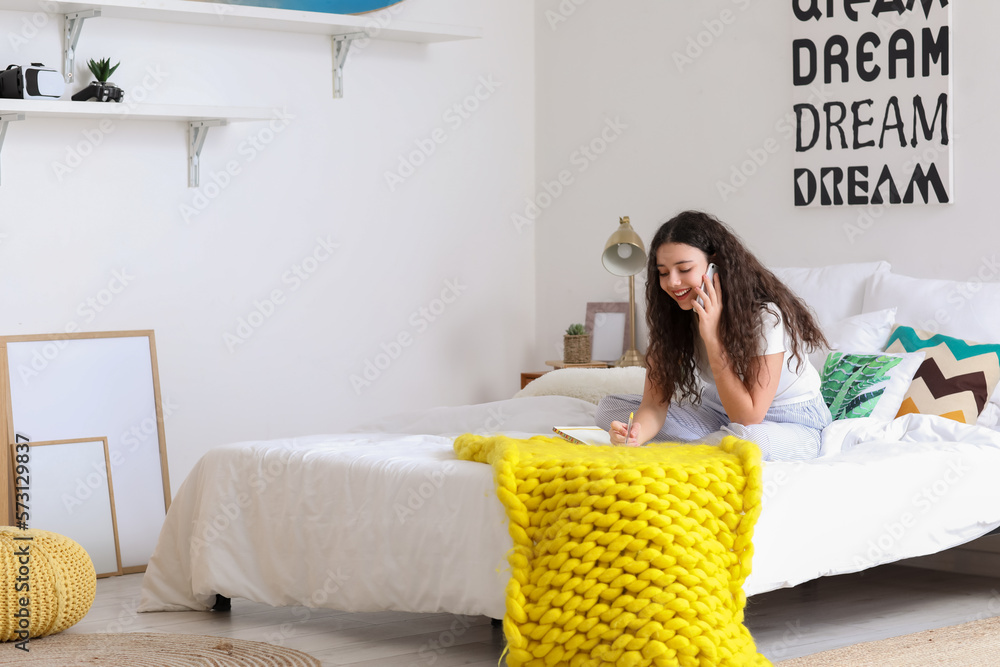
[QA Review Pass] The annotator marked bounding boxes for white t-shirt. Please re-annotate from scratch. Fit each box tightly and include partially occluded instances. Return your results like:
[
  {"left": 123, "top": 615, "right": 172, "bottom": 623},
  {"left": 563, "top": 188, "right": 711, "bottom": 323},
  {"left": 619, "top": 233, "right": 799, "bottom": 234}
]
[{"left": 696, "top": 303, "right": 821, "bottom": 405}]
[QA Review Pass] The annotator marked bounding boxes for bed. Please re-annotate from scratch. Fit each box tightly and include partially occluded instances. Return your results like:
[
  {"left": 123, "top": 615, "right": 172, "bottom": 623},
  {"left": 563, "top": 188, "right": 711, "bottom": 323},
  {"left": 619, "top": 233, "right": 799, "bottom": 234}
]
[{"left": 138, "top": 262, "right": 1000, "bottom": 617}]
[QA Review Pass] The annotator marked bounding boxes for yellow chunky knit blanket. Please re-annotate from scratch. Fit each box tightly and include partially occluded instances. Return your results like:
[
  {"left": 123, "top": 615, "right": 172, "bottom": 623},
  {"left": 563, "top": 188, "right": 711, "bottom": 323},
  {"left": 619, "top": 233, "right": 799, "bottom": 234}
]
[{"left": 454, "top": 434, "right": 771, "bottom": 667}]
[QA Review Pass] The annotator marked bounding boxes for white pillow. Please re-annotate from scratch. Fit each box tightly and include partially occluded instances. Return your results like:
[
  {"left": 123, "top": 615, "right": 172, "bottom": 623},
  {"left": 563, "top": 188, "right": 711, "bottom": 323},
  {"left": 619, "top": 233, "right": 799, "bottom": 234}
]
[
  {"left": 809, "top": 308, "right": 896, "bottom": 370},
  {"left": 820, "top": 351, "right": 926, "bottom": 422},
  {"left": 977, "top": 401, "right": 1000, "bottom": 432},
  {"left": 862, "top": 269, "right": 1000, "bottom": 345},
  {"left": 773, "top": 261, "right": 891, "bottom": 330},
  {"left": 515, "top": 367, "right": 646, "bottom": 404},
  {"left": 808, "top": 308, "right": 897, "bottom": 370}
]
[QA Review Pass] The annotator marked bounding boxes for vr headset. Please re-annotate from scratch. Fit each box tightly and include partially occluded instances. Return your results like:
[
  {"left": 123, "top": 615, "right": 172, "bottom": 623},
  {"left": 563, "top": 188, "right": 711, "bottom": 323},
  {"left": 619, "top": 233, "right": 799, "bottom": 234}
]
[{"left": 0, "top": 63, "right": 64, "bottom": 99}]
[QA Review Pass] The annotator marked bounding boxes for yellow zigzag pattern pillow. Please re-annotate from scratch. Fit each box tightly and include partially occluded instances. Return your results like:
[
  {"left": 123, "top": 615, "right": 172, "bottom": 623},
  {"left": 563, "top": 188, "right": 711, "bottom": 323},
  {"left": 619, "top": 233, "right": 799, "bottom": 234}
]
[{"left": 454, "top": 434, "right": 771, "bottom": 667}]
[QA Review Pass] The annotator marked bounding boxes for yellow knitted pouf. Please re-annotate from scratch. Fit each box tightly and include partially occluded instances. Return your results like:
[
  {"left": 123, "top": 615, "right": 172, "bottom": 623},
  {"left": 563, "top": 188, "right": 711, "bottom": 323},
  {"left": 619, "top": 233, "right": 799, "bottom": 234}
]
[{"left": 0, "top": 527, "right": 96, "bottom": 643}]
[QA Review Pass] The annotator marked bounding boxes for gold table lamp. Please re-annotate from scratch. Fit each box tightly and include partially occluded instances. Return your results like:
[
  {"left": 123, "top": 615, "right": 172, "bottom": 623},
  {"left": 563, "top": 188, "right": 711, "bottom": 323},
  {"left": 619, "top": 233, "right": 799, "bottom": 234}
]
[{"left": 601, "top": 216, "right": 647, "bottom": 367}]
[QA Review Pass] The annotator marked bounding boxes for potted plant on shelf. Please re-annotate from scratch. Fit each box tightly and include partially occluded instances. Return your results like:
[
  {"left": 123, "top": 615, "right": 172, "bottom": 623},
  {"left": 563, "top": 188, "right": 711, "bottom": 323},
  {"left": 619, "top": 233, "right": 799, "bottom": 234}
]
[
  {"left": 563, "top": 323, "right": 591, "bottom": 364},
  {"left": 71, "top": 58, "right": 124, "bottom": 103}
]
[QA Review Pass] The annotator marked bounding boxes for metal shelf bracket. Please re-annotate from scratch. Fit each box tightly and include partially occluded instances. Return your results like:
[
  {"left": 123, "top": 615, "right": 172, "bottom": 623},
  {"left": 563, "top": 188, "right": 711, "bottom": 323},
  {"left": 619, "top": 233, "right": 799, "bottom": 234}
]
[
  {"left": 188, "top": 119, "right": 228, "bottom": 188},
  {"left": 64, "top": 9, "right": 102, "bottom": 84},
  {"left": 332, "top": 32, "right": 365, "bottom": 99},
  {"left": 0, "top": 113, "right": 26, "bottom": 187}
]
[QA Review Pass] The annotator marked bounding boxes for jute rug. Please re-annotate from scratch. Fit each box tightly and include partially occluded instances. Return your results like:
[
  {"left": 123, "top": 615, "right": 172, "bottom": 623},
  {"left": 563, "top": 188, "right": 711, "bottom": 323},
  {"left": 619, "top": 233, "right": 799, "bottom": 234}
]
[
  {"left": 775, "top": 614, "right": 1000, "bottom": 666},
  {"left": 0, "top": 632, "right": 321, "bottom": 666}
]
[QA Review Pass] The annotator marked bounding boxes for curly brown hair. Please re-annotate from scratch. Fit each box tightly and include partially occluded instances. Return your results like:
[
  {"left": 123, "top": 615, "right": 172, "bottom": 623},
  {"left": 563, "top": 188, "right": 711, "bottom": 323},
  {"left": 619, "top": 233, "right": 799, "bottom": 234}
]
[{"left": 645, "top": 211, "right": 828, "bottom": 404}]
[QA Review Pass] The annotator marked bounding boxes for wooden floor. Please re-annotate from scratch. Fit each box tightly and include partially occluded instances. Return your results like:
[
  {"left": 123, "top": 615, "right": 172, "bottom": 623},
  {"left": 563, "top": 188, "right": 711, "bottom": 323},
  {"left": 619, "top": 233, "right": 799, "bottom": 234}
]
[
  {"left": 745, "top": 564, "right": 1000, "bottom": 662},
  {"left": 58, "top": 564, "right": 1000, "bottom": 665}
]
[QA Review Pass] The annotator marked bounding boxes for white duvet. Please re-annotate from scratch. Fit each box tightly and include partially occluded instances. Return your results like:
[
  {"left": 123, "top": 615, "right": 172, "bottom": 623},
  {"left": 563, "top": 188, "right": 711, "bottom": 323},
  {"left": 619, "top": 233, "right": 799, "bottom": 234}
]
[{"left": 139, "top": 395, "right": 1000, "bottom": 617}]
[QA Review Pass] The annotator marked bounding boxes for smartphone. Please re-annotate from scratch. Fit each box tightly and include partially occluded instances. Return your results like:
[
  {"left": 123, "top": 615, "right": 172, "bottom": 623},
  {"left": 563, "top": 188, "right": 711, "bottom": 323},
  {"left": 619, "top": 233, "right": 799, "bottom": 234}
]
[{"left": 696, "top": 263, "right": 718, "bottom": 308}]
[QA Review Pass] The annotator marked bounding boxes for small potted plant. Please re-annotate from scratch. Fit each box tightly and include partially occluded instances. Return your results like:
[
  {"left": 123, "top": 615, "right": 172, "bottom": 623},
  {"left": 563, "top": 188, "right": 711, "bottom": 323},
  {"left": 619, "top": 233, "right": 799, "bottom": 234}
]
[
  {"left": 71, "top": 58, "right": 124, "bottom": 103},
  {"left": 563, "top": 323, "right": 591, "bottom": 364}
]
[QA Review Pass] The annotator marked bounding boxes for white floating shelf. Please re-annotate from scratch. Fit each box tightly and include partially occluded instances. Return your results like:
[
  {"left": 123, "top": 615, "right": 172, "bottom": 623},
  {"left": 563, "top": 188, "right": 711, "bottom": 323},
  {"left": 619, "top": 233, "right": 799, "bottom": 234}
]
[
  {"left": 0, "top": 1, "right": 480, "bottom": 184},
  {"left": 0, "top": 99, "right": 274, "bottom": 187},
  {"left": 0, "top": 98, "right": 273, "bottom": 122},
  {"left": 0, "top": 0, "right": 481, "bottom": 97},
  {"left": 0, "top": 0, "right": 482, "bottom": 42}
]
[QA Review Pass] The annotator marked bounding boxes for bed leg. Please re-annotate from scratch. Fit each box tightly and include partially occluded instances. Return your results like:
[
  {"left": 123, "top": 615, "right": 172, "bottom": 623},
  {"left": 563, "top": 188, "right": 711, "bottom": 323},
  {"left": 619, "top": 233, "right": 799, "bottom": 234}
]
[{"left": 213, "top": 595, "right": 231, "bottom": 612}]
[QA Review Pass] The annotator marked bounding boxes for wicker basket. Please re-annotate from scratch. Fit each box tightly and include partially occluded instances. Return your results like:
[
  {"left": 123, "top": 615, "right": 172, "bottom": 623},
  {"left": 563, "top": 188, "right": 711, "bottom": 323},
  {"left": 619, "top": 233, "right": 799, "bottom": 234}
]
[{"left": 563, "top": 334, "right": 592, "bottom": 364}]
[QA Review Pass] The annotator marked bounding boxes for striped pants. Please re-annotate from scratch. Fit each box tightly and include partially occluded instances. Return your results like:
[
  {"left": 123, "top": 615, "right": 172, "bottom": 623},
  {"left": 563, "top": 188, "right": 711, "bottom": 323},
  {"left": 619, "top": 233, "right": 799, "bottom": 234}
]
[{"left": 595, "top": 387, "right": 832, "bottom": 461}]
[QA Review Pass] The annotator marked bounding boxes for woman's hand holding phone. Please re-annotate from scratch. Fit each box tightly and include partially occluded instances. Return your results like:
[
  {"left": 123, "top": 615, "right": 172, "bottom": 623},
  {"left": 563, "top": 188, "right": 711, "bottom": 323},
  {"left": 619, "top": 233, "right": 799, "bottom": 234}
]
[
  {"left": 694, "top": 263, "right": 722, "bottom": 345},
  {"left": 696, "top": 263, "right": 717, "bottom": 308}
]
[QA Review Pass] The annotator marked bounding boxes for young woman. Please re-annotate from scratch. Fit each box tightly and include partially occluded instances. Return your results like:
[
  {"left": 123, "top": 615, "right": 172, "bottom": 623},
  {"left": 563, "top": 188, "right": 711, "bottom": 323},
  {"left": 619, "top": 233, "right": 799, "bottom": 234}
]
[{"left": 596, "top": 210, "right": 832, "bottom": 461}]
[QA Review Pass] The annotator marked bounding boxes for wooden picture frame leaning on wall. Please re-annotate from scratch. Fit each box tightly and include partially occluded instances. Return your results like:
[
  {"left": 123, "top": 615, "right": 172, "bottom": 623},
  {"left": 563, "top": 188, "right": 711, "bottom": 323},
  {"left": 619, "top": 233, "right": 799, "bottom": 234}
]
[
  {"left": 14, "top": 437, "right": 124, "bottom": 578},
  {"left": 0, "top": 331, "right": 170, "bottom": 573}
]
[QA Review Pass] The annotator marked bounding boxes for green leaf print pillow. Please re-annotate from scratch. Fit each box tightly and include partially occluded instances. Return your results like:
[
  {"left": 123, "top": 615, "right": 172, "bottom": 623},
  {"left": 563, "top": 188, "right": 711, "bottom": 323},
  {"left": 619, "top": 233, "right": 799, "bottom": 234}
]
[{"left": 821, "top": 352, "right": 926, "bottom": 421}]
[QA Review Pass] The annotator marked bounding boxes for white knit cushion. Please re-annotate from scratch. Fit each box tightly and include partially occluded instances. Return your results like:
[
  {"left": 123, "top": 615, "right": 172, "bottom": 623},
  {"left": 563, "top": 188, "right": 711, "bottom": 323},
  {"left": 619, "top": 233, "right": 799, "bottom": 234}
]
[{"left": 515, "top": 367, "right": 646, "bottom": 404}]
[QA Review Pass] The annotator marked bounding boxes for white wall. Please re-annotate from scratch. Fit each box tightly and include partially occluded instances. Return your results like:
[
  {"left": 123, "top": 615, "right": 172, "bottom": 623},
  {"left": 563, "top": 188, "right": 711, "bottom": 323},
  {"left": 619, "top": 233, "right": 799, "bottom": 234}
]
[
  {"left": 533, "top": 0, "right": 1000, "bottom": 369},
  {"left": 7, "top": 0, "right": 994, "bottom": 499},
  {"left": 0, "top": 0, "right": 535, "bottom": 492}
]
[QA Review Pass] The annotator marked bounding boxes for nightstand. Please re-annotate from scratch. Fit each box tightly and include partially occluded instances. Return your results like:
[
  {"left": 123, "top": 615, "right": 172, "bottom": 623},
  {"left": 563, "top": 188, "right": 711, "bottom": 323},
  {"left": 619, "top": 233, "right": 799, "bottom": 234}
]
[{"left": 520, "top": 372, "right": 546, "bottom": 389}]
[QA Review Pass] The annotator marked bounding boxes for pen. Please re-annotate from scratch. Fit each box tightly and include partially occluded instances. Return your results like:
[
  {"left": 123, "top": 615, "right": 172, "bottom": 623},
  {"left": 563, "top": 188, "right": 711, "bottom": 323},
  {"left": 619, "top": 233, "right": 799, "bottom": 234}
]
[{"left": 625, "top": 412, "right": 634, "bottom": 446}]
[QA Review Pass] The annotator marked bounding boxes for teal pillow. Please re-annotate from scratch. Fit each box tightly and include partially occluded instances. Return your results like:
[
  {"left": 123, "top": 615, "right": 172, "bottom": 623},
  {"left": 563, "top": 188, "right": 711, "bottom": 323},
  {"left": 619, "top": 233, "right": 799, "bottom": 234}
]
[{"left": 821, "top": 352, "right": 925, "bottom": 421}]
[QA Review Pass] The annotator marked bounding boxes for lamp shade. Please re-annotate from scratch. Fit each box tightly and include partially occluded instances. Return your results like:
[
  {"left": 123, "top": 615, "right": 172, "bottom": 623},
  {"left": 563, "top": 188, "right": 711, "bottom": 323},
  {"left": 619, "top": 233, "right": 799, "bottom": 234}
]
[{"left": 601, "top": 216, "right": 647, "bottom": 277}]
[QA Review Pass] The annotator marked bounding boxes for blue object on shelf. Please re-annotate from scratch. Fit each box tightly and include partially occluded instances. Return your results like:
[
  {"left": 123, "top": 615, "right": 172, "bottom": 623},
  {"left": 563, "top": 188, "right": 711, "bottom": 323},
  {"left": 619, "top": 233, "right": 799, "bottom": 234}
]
[{"left": 203, "top": 0, "right": 404, "bottom": 15}]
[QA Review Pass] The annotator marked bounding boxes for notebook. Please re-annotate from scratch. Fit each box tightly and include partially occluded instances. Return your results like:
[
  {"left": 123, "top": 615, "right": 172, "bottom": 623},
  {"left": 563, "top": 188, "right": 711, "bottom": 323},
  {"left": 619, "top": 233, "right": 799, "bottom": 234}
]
[{"left": 552, "top": 426, "right": 613, "bottom": 446}]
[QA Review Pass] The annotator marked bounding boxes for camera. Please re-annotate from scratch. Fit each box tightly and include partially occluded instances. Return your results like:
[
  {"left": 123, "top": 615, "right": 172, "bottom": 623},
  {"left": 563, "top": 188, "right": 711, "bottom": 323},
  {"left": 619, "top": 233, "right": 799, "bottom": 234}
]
[
  {"left": 72, "top": 82, "right": 125, "bottom": 103},
  {"left": 0, "top": 63, "right": 64, "bottom": 99}
]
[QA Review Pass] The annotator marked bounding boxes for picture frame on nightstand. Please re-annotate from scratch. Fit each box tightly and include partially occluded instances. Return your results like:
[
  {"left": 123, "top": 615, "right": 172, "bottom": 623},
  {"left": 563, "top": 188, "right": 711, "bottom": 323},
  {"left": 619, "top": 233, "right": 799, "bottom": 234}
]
[{"left": 585, "top": 302, "right": 630, "bottom": 363}]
